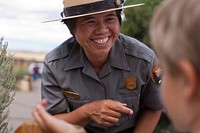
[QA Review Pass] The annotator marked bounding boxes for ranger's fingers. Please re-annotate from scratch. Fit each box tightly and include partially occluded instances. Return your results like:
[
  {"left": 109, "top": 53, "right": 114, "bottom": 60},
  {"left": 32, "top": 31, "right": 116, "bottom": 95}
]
[
  {"left": 112, "top": 105, "right": 133, "bottom": 115},
  {"left": 108, "top": 102, "right": 133, "bottom": 115},
  {"left": 96, "top": 117, "right": 118, "bottom": 127}
]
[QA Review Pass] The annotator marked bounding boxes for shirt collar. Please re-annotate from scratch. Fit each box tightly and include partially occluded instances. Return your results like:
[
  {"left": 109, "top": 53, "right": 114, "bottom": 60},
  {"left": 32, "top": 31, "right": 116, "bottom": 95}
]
[{"left": 109, "top": 38, "right": 130, "bottom": 71}]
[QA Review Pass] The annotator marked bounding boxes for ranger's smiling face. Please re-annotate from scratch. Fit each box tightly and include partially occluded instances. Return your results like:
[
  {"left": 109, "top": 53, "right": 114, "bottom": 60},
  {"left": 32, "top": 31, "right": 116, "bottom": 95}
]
[{"left": 74, "top": 11, "right": 120, "bottom": 58}]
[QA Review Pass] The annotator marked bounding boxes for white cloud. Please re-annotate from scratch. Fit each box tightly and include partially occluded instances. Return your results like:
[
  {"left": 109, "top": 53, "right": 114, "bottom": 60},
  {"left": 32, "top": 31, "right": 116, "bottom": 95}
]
[
  {"left": 0, "top": 0, "right": 71, "bottom": 52},
  {"left": 0, "top": 0, "right": 63, "bottom": 11}
]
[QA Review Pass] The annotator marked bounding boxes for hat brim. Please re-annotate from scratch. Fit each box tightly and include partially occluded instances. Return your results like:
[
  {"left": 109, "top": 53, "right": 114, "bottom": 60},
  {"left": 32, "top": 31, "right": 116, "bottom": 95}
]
[{"left": 43, "top": 3, "right": 145, "bottom": 23}]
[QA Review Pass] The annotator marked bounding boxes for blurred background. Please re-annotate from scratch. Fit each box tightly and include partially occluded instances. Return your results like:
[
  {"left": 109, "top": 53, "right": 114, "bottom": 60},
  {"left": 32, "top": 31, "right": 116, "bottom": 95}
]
[
  {"left": 0, "top": 0, "right": 187, "bottom": 132},
  {"left": 0, "top": 0, "right": 71, "bottom": 52}
]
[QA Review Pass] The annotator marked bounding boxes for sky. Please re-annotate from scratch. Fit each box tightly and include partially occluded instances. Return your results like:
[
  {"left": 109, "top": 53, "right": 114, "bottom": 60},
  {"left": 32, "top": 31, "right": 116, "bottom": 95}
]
[{"left": 0, "top": 0, "right": 72, "bottom": 53}]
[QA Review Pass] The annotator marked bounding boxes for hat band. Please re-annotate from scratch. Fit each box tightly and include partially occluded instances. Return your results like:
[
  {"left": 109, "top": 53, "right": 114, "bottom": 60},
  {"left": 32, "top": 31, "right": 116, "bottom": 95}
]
[{"left": 63, "top": 0, "right": 123, "bottom": 18}]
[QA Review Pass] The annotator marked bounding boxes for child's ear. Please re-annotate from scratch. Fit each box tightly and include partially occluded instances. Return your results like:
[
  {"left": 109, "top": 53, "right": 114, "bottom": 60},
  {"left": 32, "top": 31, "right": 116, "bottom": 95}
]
[{"left": 179, "top": 60, "right": 198, "bottom": 101}]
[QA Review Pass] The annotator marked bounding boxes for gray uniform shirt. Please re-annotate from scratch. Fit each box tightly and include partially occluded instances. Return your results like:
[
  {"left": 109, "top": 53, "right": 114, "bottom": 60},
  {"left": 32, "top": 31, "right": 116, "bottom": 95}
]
[{"left": 41, "top": 34, "right": 163, "bottom": 133}]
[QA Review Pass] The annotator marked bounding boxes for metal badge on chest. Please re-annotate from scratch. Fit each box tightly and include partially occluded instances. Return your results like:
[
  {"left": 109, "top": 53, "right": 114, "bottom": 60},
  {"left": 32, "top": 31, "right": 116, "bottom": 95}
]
[{"left": 124, "top": 76, "right": 137, "bottom": 90}]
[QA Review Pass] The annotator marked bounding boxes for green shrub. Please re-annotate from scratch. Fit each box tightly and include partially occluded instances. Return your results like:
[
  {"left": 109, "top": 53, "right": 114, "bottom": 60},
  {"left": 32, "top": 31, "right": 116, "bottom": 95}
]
[{"left": 0, "top": 38, "right": 16, "bottom": 133}]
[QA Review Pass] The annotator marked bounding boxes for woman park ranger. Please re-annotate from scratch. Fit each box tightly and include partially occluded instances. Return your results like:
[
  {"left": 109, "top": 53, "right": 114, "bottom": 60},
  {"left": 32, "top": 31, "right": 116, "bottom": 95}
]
[{"left": 39, "top": 0, "right": 163, "bottom": 132}]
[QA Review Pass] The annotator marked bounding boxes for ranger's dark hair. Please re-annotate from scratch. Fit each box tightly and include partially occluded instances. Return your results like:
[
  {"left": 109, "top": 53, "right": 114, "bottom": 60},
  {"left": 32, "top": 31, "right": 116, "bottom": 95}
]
[{"left": 62, "top": 10, "right": 122, "bottom": 36}]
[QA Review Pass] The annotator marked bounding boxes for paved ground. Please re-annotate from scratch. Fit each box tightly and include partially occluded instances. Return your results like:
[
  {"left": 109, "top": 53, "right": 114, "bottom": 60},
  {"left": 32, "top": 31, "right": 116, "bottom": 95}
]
[{"left": 8, "top": 80, "right": 41, "bottom": 133}]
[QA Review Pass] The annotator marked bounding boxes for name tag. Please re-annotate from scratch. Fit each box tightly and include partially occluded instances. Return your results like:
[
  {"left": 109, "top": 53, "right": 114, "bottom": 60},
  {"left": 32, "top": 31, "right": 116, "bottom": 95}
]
[{"left": 62, "top": 90, "right": 80, "bottom": 99}]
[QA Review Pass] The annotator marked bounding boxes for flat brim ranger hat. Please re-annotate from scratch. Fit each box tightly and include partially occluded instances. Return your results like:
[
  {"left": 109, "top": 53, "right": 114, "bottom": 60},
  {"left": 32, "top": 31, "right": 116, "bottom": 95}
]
[{"left": 44, "top": 0, "right": 144, "bottom": 22}]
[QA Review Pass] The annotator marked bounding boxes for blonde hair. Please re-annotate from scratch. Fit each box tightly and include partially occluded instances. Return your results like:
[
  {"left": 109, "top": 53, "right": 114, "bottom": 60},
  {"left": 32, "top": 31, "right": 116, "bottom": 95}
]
[{"left": 150, "top": 0, "right": 200, "bottom": 75}]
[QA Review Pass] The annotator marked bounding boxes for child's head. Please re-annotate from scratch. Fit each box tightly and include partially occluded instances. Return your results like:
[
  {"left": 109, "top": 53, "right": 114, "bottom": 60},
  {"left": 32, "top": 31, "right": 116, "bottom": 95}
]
[{"left": 150, "top": 0, "right": 200, "bottom": 132}]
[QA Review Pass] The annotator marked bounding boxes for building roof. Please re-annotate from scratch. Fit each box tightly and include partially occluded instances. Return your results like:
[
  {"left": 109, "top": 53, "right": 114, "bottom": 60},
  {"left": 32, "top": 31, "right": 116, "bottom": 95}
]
[{"left": 9, "top": 51, "right": 46, "bottom": 62}]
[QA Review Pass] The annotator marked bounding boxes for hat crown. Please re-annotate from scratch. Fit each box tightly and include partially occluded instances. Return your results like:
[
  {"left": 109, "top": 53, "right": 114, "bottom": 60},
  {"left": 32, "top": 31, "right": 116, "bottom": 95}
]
[
  {"left": 63, "top": 0, "right": 104, "bottom": 8},
  {"left": 43, "top": 0, "right": 144, "bottom": 23},
  {"left": 62, "top": 0, "right": 123, "bottom": 18}
]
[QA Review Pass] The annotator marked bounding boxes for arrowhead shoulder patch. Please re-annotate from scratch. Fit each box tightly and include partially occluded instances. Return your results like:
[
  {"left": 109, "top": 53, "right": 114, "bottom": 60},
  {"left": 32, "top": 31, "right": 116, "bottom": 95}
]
[{"left": 150, "top": 65, "right": 162, "bottom": 85}]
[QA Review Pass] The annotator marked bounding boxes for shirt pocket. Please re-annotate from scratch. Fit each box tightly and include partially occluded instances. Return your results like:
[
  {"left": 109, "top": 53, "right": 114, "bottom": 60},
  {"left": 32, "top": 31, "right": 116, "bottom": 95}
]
[
  {"left": 117, "top": 89, "right": 140, "bottom": 109},
  {"left": 115, "top": 89, "right": 140, "bottom": 125}
]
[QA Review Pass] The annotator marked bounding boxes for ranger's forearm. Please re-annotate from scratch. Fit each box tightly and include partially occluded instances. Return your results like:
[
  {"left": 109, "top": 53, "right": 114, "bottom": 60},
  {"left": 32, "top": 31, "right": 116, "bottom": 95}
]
[{"left": 133, "top": 109, "right": 162, "bottom": 133}]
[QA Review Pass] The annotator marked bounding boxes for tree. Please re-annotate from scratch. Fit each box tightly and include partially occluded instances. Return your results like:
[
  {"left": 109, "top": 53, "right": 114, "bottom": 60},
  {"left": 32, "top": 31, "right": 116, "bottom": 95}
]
[
  {"left": 0, "top": 38, "right": 16, "bottom": 133},
  {"left": 121, "top": 0, "right": 163, "bottom": 47}
]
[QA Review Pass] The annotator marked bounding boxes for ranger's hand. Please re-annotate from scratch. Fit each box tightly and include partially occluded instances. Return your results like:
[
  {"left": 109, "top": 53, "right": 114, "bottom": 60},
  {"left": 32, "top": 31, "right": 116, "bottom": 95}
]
[{"left": 85, "top": 100, "right": 133, "bottom": 127}]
